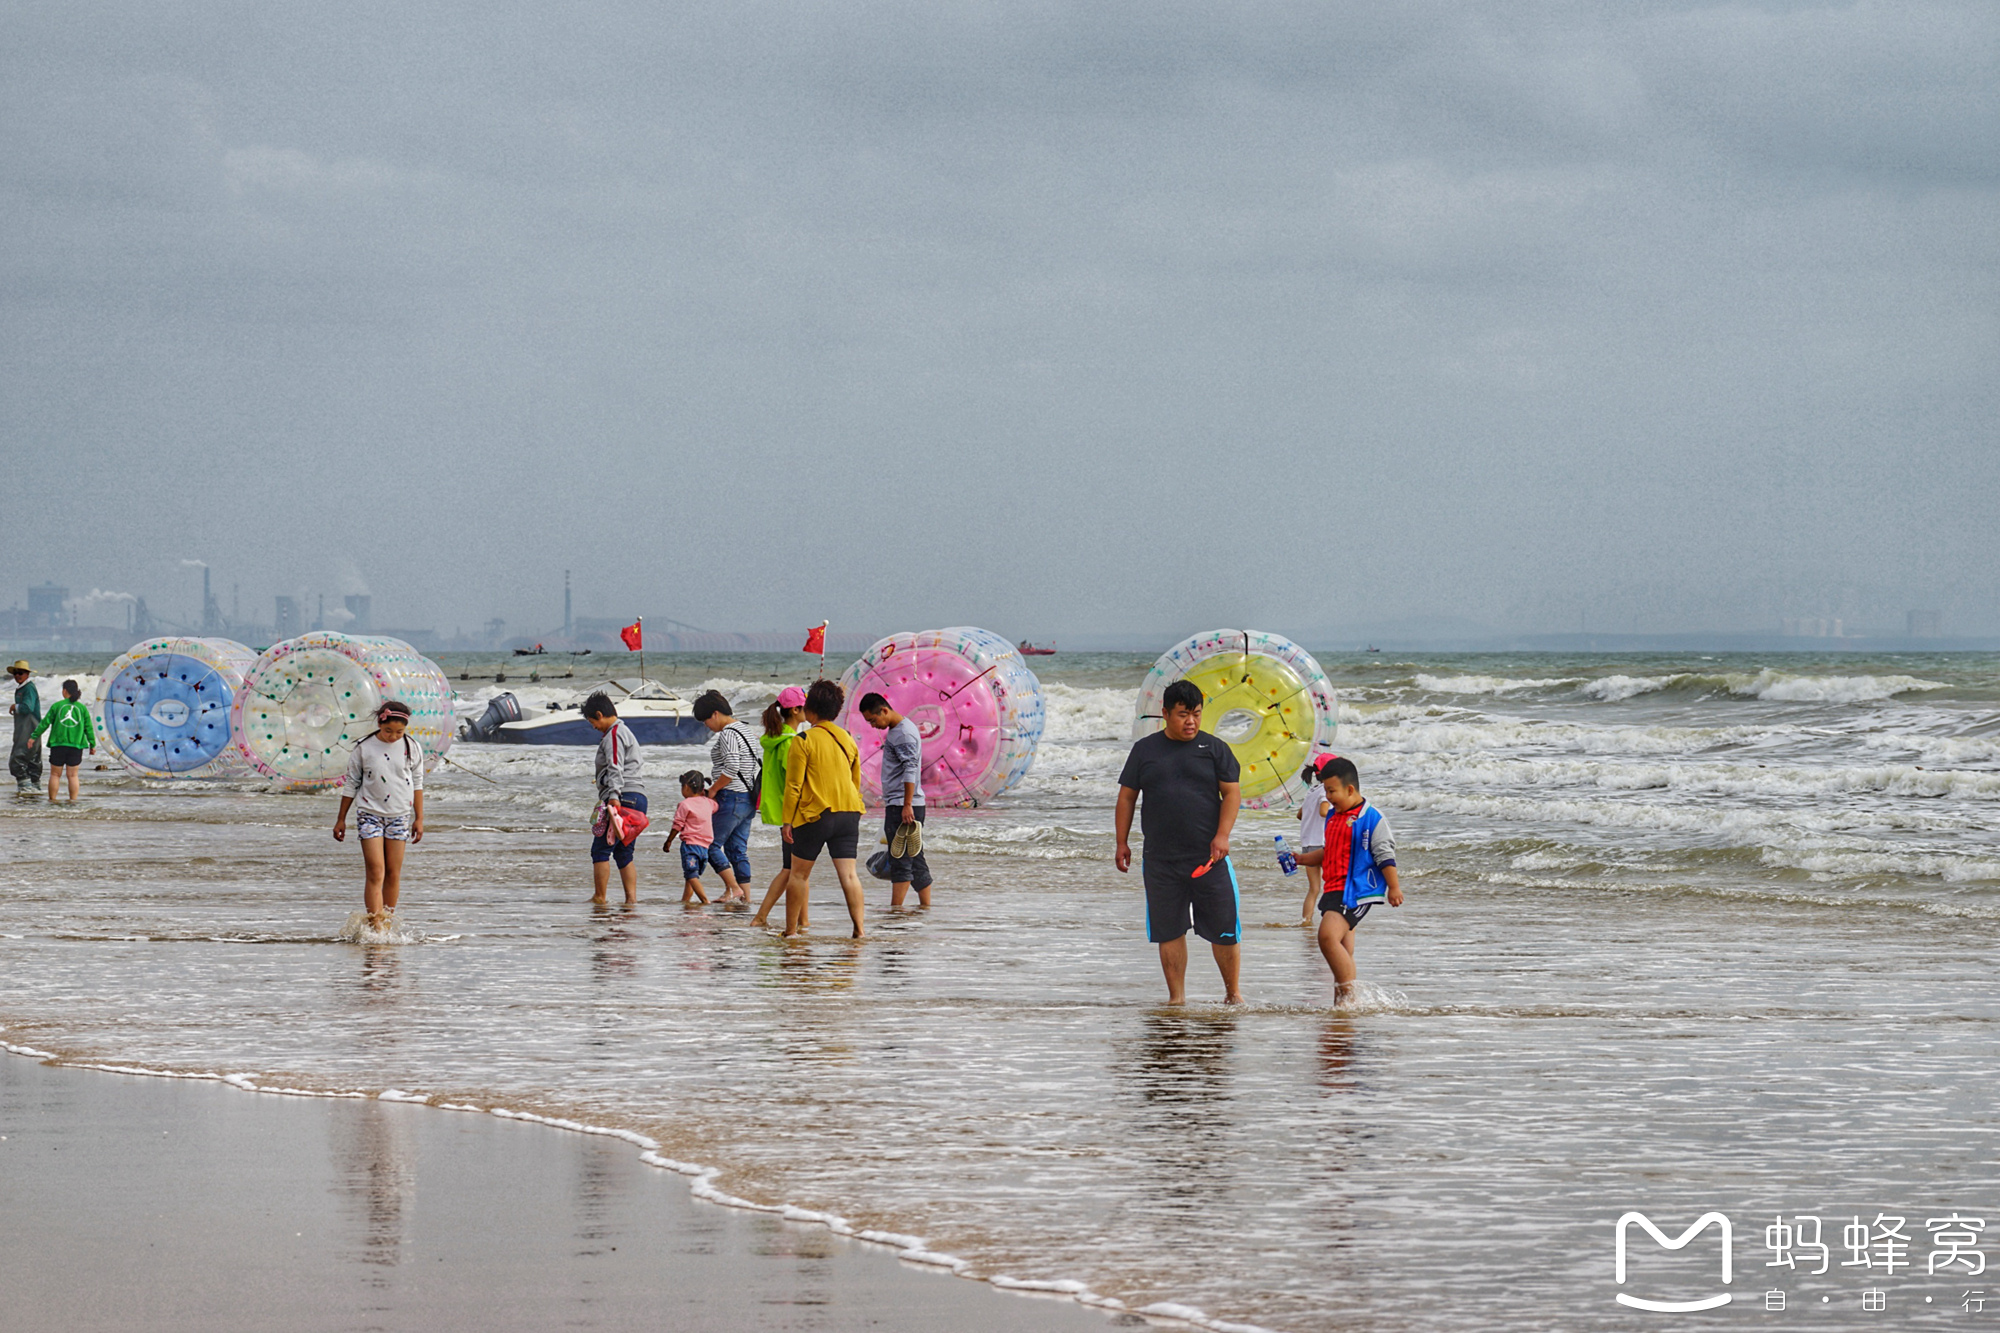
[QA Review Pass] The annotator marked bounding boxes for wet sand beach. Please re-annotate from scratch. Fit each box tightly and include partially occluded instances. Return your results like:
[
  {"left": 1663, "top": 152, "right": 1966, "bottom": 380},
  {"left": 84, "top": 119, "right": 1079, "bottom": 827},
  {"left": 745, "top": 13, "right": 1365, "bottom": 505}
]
[{"left": 0, "top": 1055, "right": 1117, "bottom": 1332}]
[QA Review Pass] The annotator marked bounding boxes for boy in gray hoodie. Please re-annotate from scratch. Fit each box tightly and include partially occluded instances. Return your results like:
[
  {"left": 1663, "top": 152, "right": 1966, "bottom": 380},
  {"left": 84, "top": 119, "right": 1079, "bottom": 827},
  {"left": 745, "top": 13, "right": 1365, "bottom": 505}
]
[{"left": 584, "top": 691, "right": 646, "bottom": 905}]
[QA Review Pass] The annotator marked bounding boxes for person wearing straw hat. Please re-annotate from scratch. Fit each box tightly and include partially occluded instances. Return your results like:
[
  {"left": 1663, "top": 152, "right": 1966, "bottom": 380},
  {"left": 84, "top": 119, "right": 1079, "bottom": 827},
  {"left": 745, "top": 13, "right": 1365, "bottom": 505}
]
[{"left": 8, "top": 660, "right": 42, "bottom": 794}]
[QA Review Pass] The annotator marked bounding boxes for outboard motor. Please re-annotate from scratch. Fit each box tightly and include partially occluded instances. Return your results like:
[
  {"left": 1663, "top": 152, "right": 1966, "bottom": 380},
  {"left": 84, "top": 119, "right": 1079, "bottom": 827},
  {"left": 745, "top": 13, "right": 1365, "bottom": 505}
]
[{"left": 461, "top": 692, "right": 523, "bottom": 742}]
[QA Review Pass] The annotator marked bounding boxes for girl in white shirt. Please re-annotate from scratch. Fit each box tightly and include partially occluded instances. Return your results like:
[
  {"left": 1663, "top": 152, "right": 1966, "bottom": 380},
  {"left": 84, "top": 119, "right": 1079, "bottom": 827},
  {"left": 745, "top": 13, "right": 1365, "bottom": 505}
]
[
  {"left": 1296, "top": 763, "right": 1330, "bottom": 926},
  {"left": 333, "top": 700, "right": 426, "bottom": 930}
]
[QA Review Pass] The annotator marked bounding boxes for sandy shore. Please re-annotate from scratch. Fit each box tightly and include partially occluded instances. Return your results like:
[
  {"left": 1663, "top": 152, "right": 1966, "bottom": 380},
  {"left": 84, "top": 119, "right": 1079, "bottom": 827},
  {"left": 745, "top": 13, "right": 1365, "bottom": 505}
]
[{"left": 0, "top": 1054, "right": 1120, "bottom": 1332}]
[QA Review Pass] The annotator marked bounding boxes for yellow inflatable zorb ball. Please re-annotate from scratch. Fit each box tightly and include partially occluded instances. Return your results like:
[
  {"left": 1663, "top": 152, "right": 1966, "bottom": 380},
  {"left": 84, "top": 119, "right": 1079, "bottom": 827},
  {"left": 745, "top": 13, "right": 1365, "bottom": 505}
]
[{"left": 1133, "top": 629, "right": 1338, "bottom": 810}]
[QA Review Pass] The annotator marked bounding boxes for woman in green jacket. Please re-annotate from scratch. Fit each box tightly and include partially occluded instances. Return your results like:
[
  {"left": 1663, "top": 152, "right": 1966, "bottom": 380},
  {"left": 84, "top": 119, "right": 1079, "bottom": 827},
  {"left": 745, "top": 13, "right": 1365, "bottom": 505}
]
[
  {"left": 32, "top": 678, "right": 96, "bottom": 803},
  {"left": 749, "top": 687, "right": 808, "bottom": 929}
]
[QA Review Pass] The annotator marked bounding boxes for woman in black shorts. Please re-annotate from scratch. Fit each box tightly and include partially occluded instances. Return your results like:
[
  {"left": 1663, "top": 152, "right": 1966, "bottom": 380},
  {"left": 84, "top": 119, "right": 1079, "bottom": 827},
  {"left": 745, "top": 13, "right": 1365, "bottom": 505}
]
[{"left": 779, "top": 680, "right": 868, "bottom": 938}]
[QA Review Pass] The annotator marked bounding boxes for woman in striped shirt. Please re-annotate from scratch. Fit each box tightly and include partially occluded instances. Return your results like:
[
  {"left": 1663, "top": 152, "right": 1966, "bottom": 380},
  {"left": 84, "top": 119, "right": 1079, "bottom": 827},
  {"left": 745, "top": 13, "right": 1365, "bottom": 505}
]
[{"left": 693, "top": 689, "right": 761, "bottom": 904}]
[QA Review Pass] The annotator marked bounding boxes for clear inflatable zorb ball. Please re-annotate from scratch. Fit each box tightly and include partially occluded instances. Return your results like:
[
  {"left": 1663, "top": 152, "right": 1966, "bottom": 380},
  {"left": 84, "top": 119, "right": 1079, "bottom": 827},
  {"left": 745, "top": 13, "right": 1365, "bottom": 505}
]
[
  {"left": 96, "top": 637, "right": 257, "bottom": 778},
  {"left": 837, "top": 626, "right": 1045, "bottom": 808},
  {"left": 232, "top": 633, "right": 455, "bottom": 791},
  {"left": 1134, "top": 629, "right": 1337, "bottom": 810}
]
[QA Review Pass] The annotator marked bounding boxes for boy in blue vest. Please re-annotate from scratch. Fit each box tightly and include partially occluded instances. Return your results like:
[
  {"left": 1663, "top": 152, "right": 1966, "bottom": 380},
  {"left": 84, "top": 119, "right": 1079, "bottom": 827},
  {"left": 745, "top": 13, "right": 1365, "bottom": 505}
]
[{"left": 1299, "top": 754, "right": 1401, "bottom": 1002}]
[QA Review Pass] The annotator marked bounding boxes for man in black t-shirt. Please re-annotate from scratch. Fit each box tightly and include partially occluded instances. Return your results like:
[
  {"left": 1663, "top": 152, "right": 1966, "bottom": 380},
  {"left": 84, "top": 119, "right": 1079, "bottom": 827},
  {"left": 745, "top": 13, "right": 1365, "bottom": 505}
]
[{"left": 1115, "top": 679, "right": 1244, "bottom": 1004}]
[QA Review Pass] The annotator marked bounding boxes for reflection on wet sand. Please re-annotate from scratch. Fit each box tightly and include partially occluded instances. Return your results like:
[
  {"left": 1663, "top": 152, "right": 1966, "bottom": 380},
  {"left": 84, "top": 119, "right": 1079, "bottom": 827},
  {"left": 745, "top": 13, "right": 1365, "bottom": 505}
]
[
  {"left": 331, "top": 1100, "right": 413, "bottom": 1283},
  {"left": 772, "top": 941, "right": 864, "bottom": 1069},
  {"left": 1124, "top": 1009, "right": 1239, "bottom": 1108},
  {"left": 357, "top": 942, "right": 403, "bottom": 1002},
  {"left": 571, "top": 1137, "right": 622, "bottom": 1258},
  {"left": 771, "top": 939, "right": 862, "bottom": 997},
  {"left": 1111, "top": 1010, "right": 1241, "bottom": 1220},
  {"left": 589, "top": 905, "right": 639, "bottom": 983},
  {"left": 1318, "top": 1015, "right": 1364, "bottom": 1094}
]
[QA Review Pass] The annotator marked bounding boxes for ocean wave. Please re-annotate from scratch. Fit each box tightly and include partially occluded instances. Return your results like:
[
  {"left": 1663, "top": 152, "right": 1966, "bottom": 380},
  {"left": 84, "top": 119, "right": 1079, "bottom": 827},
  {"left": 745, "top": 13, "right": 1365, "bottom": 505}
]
[
  {"left": 1371, "top": 751, "right": 2000, "bottom": 806},
  {"left": 1577, "top": 669, "right": 1948, "bottom": 704},
  {"left": 1387, "top": 785, "right": 1991, "bottom": 860},
  {"left": 1856, "top": 730, "right": 2000, "bottom": 767},
  {"left": 1471, "top": 869, "right": 2000, "bottom": 916},
  {"left": 1342, "top": 715, "right": 1793, "bottom": 758},
  {"left": 1761, "top": 846, "right": 2000, "bottom": 884},
  {"left": 1337, "top": 702, "right": 1484, "bottom": 725},
  {"left": 1412, "top": 674, "right": 1582, "bottom": 696}
]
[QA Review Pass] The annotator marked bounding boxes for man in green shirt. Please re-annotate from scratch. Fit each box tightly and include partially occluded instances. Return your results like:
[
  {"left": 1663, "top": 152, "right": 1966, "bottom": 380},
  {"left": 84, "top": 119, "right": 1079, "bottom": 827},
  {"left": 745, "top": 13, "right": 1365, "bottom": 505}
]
[{"left": 8, "top": 660, "right": 42, "bottom": 793}]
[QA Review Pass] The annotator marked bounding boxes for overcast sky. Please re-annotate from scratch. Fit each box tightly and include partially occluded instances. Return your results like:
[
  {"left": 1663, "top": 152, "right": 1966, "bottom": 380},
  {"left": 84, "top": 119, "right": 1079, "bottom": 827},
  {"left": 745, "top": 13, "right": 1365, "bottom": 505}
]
[{"left": 3, "top": 1, "right": 1995, "bottom": 642}]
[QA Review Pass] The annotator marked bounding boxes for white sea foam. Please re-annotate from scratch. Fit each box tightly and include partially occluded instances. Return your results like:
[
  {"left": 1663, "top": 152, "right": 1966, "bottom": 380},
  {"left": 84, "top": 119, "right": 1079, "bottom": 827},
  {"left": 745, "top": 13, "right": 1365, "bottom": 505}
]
[
  {"left": 991, "top": 1276, "right": 1091, "bottom": 1293},
  {"left": 1333, "top": 980, "right": 1410, "bottom": 1013},
  {"left": 1024, "top": 742, "right": 1130, "bottom": 777},
  {"left": 1135, "top": 1308, "right": 1282, "bottom": 1333},
  {"left": 921, "top": 822, "right": 1107, "bottom": 860},
  {"left": 700, "top": 676, "right": 790, "bottom": 705},
  {"left": 1040, "top": 683, "right": 1139, "bottom": 743},
  {"left": 335, "top": 911, "right": 433, "bottom": 944}
]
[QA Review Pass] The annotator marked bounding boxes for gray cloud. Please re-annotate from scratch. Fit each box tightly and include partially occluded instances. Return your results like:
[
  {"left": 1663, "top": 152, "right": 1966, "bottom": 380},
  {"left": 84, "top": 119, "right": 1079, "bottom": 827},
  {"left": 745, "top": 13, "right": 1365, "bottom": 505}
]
[{"left": 2, "top": 1, "right": 1995, "bottom": 641}]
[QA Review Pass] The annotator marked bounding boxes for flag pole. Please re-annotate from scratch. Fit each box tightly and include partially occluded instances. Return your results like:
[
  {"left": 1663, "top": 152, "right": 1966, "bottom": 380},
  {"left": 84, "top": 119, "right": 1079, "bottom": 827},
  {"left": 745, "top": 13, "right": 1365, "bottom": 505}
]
[
  {"left": 638, "top": 616, "right": 644, "bottom": 682},
  {"left": 819, "top": 620, "right": 827, "bottom": 680}
]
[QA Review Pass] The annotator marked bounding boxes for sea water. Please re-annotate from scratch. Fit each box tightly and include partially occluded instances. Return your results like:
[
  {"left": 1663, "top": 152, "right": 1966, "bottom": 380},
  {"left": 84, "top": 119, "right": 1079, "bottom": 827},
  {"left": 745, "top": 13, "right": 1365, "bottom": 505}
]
[{"left": 3, "top": 650, "right": 1998, "bottom": 1330}]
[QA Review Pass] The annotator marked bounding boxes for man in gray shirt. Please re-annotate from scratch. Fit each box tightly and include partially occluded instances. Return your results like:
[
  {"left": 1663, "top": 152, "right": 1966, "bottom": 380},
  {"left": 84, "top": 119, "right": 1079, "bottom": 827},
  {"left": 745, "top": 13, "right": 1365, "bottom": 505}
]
[{"left": 859, "top": 693, "right": 932, "bottom": 907}]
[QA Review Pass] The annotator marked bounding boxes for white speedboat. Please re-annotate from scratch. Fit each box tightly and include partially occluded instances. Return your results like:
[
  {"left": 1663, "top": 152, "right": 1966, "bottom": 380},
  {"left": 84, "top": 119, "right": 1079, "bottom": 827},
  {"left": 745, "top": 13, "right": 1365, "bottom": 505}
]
[{"left": 461, "top": 679, "right": 705, "bottom": 746}]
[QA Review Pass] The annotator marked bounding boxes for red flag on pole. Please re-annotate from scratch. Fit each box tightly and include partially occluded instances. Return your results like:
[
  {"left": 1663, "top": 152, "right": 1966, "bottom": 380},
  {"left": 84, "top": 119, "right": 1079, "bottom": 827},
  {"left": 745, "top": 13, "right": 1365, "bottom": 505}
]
[
  {"left": 620, "top": 618, "right": 643, "bottom": 651},
  {"left": 802, "top": 622, "right": 826, "bottom": 654}
]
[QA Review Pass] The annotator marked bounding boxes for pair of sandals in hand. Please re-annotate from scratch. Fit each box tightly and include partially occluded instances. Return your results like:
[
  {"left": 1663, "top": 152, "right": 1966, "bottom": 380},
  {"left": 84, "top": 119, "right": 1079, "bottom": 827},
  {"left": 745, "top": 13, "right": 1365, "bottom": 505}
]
[{"left": 864, "top": 819, "right": 925, "bottom": 883}]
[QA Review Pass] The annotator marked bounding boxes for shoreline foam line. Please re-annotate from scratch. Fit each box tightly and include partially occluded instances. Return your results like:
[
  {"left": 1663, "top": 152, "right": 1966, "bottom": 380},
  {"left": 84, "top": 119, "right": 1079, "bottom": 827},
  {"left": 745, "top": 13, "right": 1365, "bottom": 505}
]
[{"left": 0, "top": 1038, "right": 1281, "bottom": 1333}]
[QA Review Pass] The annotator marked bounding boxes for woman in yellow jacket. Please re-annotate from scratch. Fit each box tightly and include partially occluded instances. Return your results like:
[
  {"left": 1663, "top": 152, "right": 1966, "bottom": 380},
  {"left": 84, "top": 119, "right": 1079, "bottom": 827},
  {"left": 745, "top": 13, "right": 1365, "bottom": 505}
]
[{"left": 781, "top": 679, "right": 867, "bottom": 938}]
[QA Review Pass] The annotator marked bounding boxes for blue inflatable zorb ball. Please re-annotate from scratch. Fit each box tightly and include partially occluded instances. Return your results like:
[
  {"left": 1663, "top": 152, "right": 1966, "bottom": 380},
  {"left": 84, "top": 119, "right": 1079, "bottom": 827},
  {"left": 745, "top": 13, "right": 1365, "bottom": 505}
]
[{"left": 97, "top": 637, "right": 257, "bottom": 778}]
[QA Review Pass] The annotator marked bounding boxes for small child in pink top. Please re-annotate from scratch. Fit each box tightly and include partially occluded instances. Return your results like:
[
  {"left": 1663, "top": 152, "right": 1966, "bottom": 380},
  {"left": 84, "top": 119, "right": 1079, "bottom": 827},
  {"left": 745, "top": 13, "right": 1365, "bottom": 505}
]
[{"left": 662, "top": 769, "right": 718, "bottom": 903}]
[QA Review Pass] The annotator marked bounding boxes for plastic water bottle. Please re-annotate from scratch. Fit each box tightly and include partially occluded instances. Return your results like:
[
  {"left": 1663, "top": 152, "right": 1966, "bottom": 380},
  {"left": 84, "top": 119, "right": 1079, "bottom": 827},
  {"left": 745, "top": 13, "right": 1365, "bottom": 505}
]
[{"left": 1274, "top": 834, "right": 1298, "bottom": 876}]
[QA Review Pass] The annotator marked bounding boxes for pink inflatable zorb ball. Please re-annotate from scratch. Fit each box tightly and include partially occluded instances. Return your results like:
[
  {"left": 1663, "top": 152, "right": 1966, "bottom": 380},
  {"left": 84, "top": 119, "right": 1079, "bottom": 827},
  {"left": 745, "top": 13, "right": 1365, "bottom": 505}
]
[{"left": 837, "top": 627, "right": 1045, "bottom": 808}]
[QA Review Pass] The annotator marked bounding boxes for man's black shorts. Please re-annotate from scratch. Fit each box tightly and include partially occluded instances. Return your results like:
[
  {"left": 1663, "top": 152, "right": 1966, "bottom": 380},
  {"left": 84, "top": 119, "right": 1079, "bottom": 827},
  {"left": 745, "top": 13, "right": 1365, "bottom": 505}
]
[
  {"left": 791, "top": 810, "right": 861, "bottom": 863},
  {"left": 47, "top": 745, "right": 83, "bottom": 768},
  {"left": 1143, "top": 856, "right": 1241, "bottom": 945},
  {"left": 881, "top": 806, "right": 932, "bottom": 890}
]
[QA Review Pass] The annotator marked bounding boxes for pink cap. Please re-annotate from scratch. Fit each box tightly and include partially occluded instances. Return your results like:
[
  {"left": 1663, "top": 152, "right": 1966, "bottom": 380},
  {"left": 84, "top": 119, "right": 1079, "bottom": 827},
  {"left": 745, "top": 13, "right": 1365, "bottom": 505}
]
[{"left": 776, "top": 686, "right": 807, "bottom": 708}]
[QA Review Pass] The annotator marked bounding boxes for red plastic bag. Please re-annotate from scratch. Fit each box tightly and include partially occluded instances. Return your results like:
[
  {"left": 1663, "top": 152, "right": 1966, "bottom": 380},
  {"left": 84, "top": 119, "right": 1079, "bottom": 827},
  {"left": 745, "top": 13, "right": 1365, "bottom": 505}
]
[{"left": 593, "top": 801, "right": 651, "bottom": 843}]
